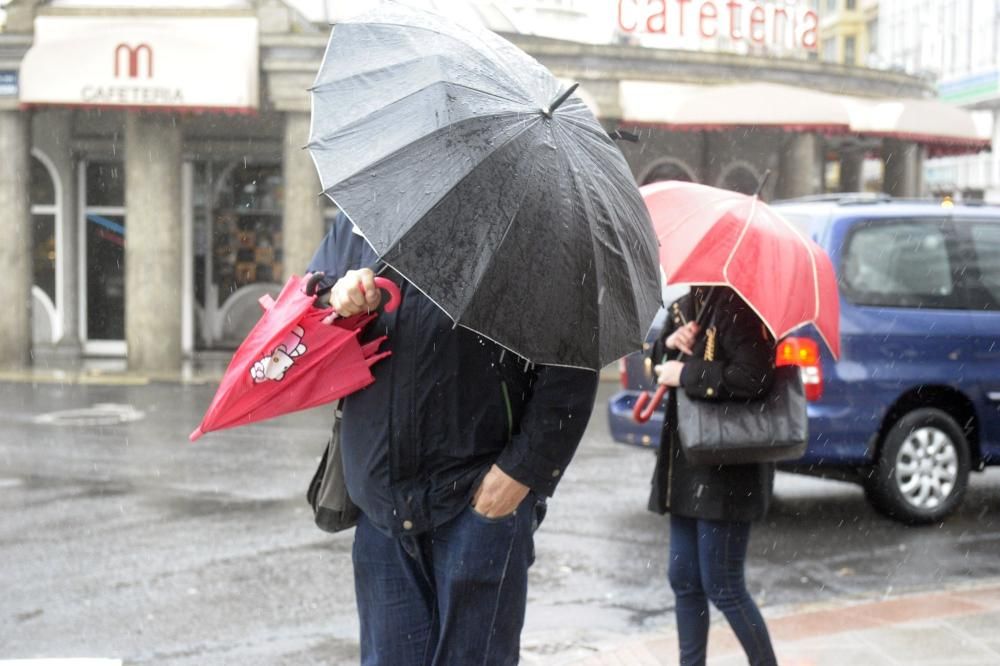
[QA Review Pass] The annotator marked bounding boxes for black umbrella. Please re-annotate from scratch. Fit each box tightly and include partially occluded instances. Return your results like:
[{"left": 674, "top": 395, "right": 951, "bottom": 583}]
[{"left": 307, "top": 4, "right": 661, "bottom": 370}]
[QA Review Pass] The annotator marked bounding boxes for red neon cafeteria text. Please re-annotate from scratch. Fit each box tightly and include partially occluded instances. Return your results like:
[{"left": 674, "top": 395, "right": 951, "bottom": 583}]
[{"left": 617, "top": 0, "right": 819, "bottom": 50}]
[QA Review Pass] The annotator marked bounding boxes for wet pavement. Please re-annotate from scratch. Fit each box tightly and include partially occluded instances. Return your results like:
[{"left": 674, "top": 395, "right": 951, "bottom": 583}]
[{"left": 1, "top": 378, "right": 999, "bottom": 664}]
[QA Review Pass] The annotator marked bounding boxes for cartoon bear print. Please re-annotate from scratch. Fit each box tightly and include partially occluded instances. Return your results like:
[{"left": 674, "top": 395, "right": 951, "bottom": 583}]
[{"left": 251, "top": 325, "right": 307, "bottom": 383}]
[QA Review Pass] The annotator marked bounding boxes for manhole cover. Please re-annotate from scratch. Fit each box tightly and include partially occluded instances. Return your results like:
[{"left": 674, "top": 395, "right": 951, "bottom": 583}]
[{"left": 33, "top": 403, "right": 146, "bottom": 426}]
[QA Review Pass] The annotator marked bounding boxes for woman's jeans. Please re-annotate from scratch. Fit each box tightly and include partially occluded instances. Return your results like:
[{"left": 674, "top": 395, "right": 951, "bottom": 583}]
[
  {"left": 668, "top": 515, "right": 777, "bottom": 666},
  {"left": 352, "top": 494, "right": 543, "bottom": 666}
]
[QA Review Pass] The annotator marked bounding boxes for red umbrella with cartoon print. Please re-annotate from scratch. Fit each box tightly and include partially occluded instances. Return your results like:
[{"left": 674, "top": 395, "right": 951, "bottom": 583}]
[{"left": 189, "top": 273, "right": 400, "bottom": 441}]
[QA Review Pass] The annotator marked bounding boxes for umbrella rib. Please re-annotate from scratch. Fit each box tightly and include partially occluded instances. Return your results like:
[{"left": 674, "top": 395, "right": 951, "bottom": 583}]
[
  {"left": 552, "top": 120, "right": 644, "bottom": 349},
  {"left": 338, "top": 17, "right": 537, "bottom": 101},
  {"left": 770, "top": 206, "right": 823, "bottom": 328},
  {"left": 717, "top": 195, "right": 829, "bottom": 346},
  {"left": 716, "top": 197, "right": 783, "bottom": 341},
  {"left": 310, "top": 80, "right": 531, "bottom": 149},
  {"left": 311, "top": 61, "right": 526, "bottom": 108},
  {"left": 318, "top": 112, "right": 540, "bottom": 217},
  {"left": 663, "top": 189, "right": 743, "bottom": 281},
  {"left": 385, "top": 117, "right": 543, "bottom": 324},
  {"left": 355, "top": 254, "right": 594, "bottom": 371}
]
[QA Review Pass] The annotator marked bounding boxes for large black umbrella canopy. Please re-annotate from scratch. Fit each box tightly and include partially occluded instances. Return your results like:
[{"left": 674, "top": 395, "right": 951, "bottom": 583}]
[{"left": 308, "top": 4, "right": 661, "bottom": 370}]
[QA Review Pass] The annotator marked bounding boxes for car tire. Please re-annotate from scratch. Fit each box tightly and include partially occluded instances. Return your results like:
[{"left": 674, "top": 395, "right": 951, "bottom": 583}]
[{"left": 865, "top": 408, "right": 970, "bottom": 525}]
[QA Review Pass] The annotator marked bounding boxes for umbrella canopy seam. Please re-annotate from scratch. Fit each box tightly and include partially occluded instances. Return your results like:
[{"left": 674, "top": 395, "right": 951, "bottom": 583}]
[
  {"left": 335, "top": 15, "right": 543, "bottom": 104},
  {"left": 340, "top": 112, "right": 541, "bottom": 260},
  {"left": 308, "top": 82, "right": 533, "bottom": 152},
  {"left": 401, "top": 131, "right": 546, "bottom": 325},
  {"left": 553, "top": 119, "right": 647, "bottom": 351},
  {"left": 310, "top": 54, "right": 528, "bottom": 109}
]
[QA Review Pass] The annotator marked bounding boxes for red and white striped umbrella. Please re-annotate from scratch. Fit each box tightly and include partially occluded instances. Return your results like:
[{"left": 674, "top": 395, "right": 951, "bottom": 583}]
[{"left": 642, "top": 180, "right": 840, "bottom": 359}]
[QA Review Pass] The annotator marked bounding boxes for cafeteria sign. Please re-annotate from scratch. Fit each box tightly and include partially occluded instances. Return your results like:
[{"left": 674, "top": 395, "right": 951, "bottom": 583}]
[
  {"left": 617, "top": 0, "right": 818, "bottom": 51},
  {"left": 19, "top": 16, "right": 259, "bottom": 112}
]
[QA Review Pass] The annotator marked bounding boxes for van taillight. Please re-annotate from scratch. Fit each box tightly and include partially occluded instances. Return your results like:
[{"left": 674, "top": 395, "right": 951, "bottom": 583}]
[
  {"left": 619, "top": 358, "right": 628, "bottom": 389},
  {"left": 776, "top": 337, "right": 823, "bottom": 401}
]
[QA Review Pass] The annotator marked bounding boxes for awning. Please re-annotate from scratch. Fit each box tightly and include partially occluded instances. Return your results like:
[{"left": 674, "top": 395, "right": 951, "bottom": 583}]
[
  {"left": 619, "top": 81, "right": 851, "bottom": 133},
  {"left": 841, "top": 97, "right": 991, "bottom": 156},
  {"left": 618, "top": 81, "right": 991, "bottom": 155},
  {"left": 19, "top": 15, "right": 259, "bottom": 113}
]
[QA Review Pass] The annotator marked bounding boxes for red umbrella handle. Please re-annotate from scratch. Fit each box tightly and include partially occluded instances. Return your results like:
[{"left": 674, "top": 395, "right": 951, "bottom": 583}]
[
  {"left": 373, "top": 277, "right": 401, "bottom": 313},
  {"left": 632, "top": 384, "right": 668, "bottom": 423}
]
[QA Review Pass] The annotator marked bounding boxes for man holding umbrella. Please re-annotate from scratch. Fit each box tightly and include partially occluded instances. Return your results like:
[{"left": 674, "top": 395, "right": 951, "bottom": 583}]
[
  {"left": 306, "top": 6, "right": 661, "bottom": 664},
  {"left": 311, "top": 213, "right": 599, "bottom": 665}
]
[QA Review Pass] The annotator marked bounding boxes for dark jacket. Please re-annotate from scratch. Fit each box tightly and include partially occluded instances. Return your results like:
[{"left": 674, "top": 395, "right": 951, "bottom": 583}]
[
  {"left": 308, "top": 213, "right": 599, "bottom": 537},
  {"left": 648, "top": 287, "right": 776, "bottom": 523}
]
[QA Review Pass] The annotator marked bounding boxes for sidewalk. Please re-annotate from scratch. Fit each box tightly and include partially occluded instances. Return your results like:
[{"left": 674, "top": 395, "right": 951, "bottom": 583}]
[{"left": 568, "top": 581, "right": 1000, "bottom": 666}]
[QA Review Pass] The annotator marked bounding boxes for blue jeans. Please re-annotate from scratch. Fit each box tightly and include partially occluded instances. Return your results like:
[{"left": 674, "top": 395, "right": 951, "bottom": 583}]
[
  {"left": 352, "top": 495, "right": 542, "bottom": 666},
  {"left": 668, "top": 515, "right": 777, "bottom": 666}
]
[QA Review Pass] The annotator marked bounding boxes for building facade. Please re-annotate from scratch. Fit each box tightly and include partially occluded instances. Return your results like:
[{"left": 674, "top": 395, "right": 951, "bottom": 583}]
[
  {"left": 875, "top": 0, "right": 998, "bottom": 200},
  {"left": 0, "top": 0, "right": 967, "bottom": 370},
  {"left": 818, "top": 0, "right": 878, "bottom": 67}
]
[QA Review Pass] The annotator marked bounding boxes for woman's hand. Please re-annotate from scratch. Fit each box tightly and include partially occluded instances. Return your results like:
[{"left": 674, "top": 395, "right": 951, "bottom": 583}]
[
  {"left": 654, "top": 360, "right": 685, "bottom": 387},
  {"left": 666, "top": 321, "right": 700, "bottom": 356},
  {"left": 321, "top": 268, "right": 382, "bottom": 324}
]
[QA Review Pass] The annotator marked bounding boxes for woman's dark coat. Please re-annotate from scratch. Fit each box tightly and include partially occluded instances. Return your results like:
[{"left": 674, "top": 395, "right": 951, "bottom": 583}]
[{"left": 648, "top": 287, "right": 777, "bottom": 523}]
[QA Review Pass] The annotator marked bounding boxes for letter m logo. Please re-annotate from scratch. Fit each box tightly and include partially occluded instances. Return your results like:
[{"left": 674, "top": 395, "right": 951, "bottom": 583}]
[{"left": 114, "top": 43, "right": 154, "bottom": 79}]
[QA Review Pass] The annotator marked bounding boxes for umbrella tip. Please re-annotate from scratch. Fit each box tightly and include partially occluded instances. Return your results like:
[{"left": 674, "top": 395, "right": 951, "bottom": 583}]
[
  {"left": 542, "top": 82, "right": 579, "bottom": 119},
  {"left": 189, "top": 427, "right": 204, "bottom": 442}
]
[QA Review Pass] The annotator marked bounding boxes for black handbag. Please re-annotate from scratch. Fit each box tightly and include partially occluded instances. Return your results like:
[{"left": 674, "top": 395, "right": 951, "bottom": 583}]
[
  {"left": 676, "top": 365, "right": 808, "bottom": 466},
  {"left": 306, "top": 403, "right": 361, "bottom": 533}
]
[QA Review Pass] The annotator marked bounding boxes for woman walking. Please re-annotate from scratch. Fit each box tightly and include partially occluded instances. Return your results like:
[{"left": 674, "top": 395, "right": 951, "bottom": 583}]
[{"left": 650, "top": 285, "right": 778, "bottom": 666}]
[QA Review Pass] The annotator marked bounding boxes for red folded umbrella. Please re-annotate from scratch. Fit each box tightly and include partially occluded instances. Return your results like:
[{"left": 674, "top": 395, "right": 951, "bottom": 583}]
[
  {"left": 189, "top": 273, "right": 400, "bottom": 441},
  {"left": 632, "top": 181, "right": 840, "bottom": 423}
]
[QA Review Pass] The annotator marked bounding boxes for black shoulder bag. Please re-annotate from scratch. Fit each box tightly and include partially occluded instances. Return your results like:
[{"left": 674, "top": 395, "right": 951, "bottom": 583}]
[
  {"left": 676, "top": 364, "right": 809, "bottom": 466},
  {"left": 306, "top": 402, "right": 360, "bottom": 532},
  {"left": 674, "top": 298, "right": 808, "bottom": 466}
]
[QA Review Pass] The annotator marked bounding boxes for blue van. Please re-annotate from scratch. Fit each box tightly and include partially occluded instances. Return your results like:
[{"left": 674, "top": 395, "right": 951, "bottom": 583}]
[{"left": 608, "top": 196, "right": 1000, "bottom": 524}]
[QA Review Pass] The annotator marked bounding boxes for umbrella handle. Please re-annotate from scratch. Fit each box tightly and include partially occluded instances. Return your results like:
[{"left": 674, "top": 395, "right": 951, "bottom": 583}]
[
  {"left": 305, "top": 272, "right": 327, "bottom": 297},
  {"left": 632, "top": 384, "right": 668, "bottom": 423},
  {"left": 373, "top": 277, "right": 401, "bottom": 313},
  {"left": 306, "top": 273, "right": 401, "bottom": 314}
]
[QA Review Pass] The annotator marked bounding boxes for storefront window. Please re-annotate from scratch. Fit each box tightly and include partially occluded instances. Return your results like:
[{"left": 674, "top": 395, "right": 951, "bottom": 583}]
[
  {"left": 30, "top": 156, "right": 57, "bottom": 305},
  {"left": 85, "top": 212, "right": 126, "bottom": 340},
  {"left": 85, "top": 162, "right": 125, "bottom": 207},
  {"left": 210, "top": 162, "right": 284, "bottom": 307},
  {"left": 83, "top": 161, "right": 126, "bottom": 341},
  {"left": 30, "top": 157, "right": 55, "bottom": 206}
]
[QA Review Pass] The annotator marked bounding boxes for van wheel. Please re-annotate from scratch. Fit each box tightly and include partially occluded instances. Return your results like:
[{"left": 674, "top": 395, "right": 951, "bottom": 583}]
[{"left": 865, "top": 408, "right": 970, "bottom": 525}]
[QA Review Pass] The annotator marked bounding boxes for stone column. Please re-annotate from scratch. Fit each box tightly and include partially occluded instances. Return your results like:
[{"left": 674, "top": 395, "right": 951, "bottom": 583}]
[
  {"left": 0, "top": 110, "right": 32, "bottom": 368},
  {"left": 839, "top": 148, "right": 864, "bottom": 192},
  {"left": 125, "top": 112, "right": 183, "bottom": 373},
  {"left": 882, "top": 139, "right": 922, "bottom": 197},
  {"left": 282, "top": 111, "right": 325, "bottom": 278},
  {"left": 776, "top": 133, "right": 821, "bottom": 199}
]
